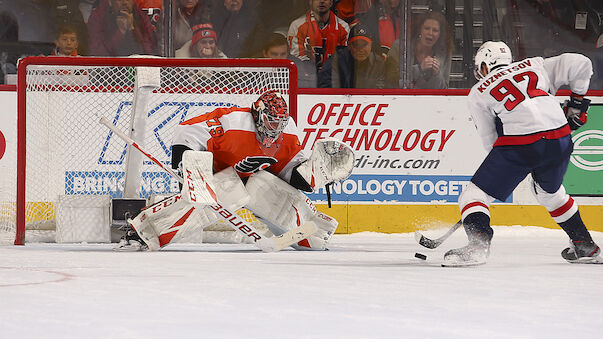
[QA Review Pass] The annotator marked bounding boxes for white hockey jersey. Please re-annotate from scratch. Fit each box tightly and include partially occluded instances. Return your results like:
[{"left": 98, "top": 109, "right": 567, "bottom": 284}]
[{"left": 467, "top": 53, "right": 593, "bottom": 151}]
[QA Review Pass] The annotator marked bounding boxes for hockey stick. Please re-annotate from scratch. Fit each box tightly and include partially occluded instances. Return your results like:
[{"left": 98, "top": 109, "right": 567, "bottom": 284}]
[
  {"left": 414, "top": 220, "right": 463, "bottom": 249},
  {"left": 99, "top": 116, "right": 317, "bottom": 252}
]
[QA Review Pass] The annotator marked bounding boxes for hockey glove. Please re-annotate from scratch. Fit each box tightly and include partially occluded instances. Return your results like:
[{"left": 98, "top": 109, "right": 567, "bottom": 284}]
[
  {"left": 296, "top": 137, "right": 355, "bottom": 190},
  {"left": 563, "top": 93, "right": 590, "bottom": 131}
]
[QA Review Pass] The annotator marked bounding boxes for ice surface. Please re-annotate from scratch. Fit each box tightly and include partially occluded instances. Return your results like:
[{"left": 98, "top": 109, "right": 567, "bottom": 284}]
[{"left": 1, "top": 226, "right": 602, "bottom": 339}]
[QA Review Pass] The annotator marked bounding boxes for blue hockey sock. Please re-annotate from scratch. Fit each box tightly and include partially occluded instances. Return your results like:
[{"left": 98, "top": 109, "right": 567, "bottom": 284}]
[
  {"left": 463, "top": 212, "right": 493, "bottom": 243},
  {"left": 558, "top": 212, "right": 592, "bottom": 242}
]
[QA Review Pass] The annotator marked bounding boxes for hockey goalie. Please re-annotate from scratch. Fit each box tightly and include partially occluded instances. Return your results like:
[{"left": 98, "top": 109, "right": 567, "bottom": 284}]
[{"left": 116, "top": 91, "right": 355, "bottom": 252}]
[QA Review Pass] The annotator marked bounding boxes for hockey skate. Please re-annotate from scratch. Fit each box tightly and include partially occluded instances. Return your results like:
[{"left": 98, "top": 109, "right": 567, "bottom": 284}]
[
  {"left": 113, "top": 227, "right": 148, "bottom": 252},
  {"left": 442, "top": 239, "right": 490, "bottom": 267},
  {"left": 561, "top": 240, "right": 603, "bottom": 264}
]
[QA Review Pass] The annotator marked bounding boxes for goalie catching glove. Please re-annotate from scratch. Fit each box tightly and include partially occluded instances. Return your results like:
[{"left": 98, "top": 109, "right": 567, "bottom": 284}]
[
  {"left": 563, "top": 92, "right": 590, "bottom": 130},
  {"left": 296, "top": 137, "right": 355, "bottom": 189}
]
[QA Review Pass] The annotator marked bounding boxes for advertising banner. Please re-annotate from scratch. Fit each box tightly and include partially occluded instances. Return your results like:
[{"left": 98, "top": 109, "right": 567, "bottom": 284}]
[
  {"left": 297, "top": 94, "right": 493, "bottom": 203},
  {"left": 563, "top": 103, "right": 603, "bottom": 195}
]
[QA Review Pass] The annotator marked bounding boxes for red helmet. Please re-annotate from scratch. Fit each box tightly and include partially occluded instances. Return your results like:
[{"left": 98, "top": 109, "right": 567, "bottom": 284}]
[{"left": 251, "top": 91, "right": 289, "bottom": 148}]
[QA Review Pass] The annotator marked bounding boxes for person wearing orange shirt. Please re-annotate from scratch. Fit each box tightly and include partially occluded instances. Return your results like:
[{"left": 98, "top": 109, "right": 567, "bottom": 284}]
[{"left": 288, "top": 0, "right": 350, "bottom": 71}]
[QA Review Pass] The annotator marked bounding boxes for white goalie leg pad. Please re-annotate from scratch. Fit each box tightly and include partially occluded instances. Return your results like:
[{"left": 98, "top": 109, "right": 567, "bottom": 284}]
[
  {"left": 296, "top": 137, "right": 355, "bottom": 189},
  {"left": 290, "top": 211, "right": 338, "bottom": 251},
  {"left": 530, "top": 179, "right": 577, "bottom": 223},
  {"left": 181, "top": 150, "right": 218, "bottom": 206},
  {"left": 458, "top": 182, "right": 495, "bottom": 220},
  {"left": 128, "top": 194, "right": 217, "bottom": 250},
  {"left": 245, "top": 170, "right": 315, "bottom": 234},
  {"left": 212, "top": 167, "right": 250, "bottom": 211},
  {"left": 245, "top": 170, "right": 338, "bottom": 250}
]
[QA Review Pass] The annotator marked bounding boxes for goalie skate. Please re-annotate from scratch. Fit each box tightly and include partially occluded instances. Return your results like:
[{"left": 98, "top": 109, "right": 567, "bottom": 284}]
[
  {"left": 113, "top": 228, "right": 148, "bottom": 252},
  {"left": 561, "top": 240, "right": 603, "bottom": 264}
]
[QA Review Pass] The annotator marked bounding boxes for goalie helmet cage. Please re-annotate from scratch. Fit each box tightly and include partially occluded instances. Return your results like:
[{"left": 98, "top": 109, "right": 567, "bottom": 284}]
[{"left": 4, "top": 56, "right": 297, "bottom": 245}]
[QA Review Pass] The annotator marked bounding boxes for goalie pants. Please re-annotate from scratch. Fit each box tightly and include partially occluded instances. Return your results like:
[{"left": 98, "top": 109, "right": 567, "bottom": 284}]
[{"left": 463, "top": 135, "right": 592, "bottom": 242}]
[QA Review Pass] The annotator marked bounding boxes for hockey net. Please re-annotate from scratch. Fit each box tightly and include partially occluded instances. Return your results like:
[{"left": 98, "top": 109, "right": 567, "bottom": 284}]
[{"left": 1, "top": 56, "right": 297, "bottom": 245}]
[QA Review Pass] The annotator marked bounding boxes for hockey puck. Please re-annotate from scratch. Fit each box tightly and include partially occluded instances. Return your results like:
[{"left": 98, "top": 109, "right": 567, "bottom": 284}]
[{"left": 414, "top": 252, "right": 427, "bottom": 260}]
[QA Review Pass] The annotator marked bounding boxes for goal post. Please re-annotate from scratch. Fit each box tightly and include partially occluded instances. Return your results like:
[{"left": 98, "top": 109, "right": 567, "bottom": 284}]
[{"left": 3, "top": 56, "right": 297, "bottom": 245}]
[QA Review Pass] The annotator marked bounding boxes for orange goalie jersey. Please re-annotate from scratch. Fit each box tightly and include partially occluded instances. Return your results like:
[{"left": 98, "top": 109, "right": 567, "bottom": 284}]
[{"left": 172, "top": 107, "right": 308, "bottom": 183}]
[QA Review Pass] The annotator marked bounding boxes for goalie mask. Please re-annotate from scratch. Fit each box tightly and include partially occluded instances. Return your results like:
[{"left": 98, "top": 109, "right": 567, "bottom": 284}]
[
  {"left": 474, "top": 41, "right": 512, "bottom": 80},
  {"left": 251, "top": 91, "right": 289, "bottom": 148}
]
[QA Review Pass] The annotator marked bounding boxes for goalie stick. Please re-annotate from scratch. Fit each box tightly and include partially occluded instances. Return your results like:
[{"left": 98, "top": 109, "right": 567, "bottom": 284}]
[
  {"left": 99, "top": 116, "right": 317, "bottom": 252},
  {"left": 414, "top": 220, "right": 462, "bottom": 249}
]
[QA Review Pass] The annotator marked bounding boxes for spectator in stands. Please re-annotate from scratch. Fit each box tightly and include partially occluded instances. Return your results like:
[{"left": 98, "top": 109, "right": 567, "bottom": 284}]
[
  {"left": 79, "top": 0, "right": 100, "bottom": 24},
  {"left": 356, "top": 0, "right": 401, "bottom": 58},
  {"left": 134, "top": 0, "right": 164, "bottom": 54},
  {"left": 51, "top": 25, "right": 80, "bottom": 56},
  {"left": 332, "top": 0, "right": 373, "bottom": 25},
  {"left": 134, "top": 0, "right": 162, "bottom": 27},
  {"left": 212, "top": 0, "right": 258, "bottom": 57},
  {"left": 173, "top": 0, "right": 211, "bottom": 51},
  {"left": 385, "top": 10, "right": 453, "bottom": 89},
  {"left": 261, "top": 32, "right": 317, "bottom": 87},
  {"left": 317, "top": 23, "right": 385, "bottom": 88},
  {"left": 54, "top": 0, "right": 89, "bottom": 55},
  {"left": 175, "top": 22, "right": 227, "bottom": 58},
  {"left": 288, "top": 0, "right": 350, "bottom": 71},
  {"left": 88, "top": 0, "right": 155, "bottom": 56},
  {"left": 1, "top": 0, "right": 88, "bottom": 55},
  {"left": 261, "top": 33, "right": 289, "bottom": 58},
  {"left": 239, "top": 0, "right": 306, "bottom": 57}
]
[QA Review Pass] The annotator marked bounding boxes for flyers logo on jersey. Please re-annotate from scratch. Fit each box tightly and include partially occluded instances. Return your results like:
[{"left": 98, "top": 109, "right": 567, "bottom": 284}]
[{"left": 235, "top": 156, "right": 278, "bottom": 174}]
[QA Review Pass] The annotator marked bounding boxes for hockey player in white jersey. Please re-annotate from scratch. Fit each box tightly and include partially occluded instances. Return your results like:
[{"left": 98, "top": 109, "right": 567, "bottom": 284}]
[
  {"left": 116, "top": 91, "right": 355, "bottom": 252},
  {"left": 444, "top": 41, "right": 600, "bottom": 266}
]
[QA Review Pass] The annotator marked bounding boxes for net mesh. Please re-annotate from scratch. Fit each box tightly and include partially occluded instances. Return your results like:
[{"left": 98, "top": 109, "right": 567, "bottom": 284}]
[{"left": 1, "top": 59, "right": 292, "bottom": 244}]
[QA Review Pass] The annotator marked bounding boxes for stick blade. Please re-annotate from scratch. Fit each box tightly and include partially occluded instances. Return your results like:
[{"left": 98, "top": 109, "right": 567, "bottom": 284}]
[{"left": 414, "top": 231, "right": 440, "bottom": 249}]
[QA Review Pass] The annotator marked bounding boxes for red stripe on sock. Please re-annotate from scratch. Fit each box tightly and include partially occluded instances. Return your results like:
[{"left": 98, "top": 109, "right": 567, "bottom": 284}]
[
  {"left": 550, "top": 197, "right": 574, "bottom": 217},
  {"left": 461, "top": 201, "right": 489, "bottom": 214}
]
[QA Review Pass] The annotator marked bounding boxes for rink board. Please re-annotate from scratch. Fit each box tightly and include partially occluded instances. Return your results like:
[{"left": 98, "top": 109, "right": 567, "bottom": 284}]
[
  {"left": 316, "top": 204, "right": 603, "bottom": 233},
  {"left": 1, "top": 90, "right": 602, "bottom": 235}
]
